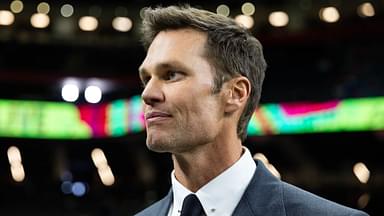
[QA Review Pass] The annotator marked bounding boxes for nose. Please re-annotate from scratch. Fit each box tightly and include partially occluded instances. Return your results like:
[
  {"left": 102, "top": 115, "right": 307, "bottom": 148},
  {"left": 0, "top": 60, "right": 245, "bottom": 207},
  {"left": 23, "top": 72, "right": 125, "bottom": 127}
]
[{"left": 141, "top": 78, "right": 164, "bottom": 106}]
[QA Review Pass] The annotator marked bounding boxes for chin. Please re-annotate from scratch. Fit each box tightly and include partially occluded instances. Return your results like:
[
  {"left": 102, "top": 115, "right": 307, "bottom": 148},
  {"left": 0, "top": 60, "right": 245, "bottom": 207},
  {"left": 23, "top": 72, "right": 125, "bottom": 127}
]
[{"left": 146, "top": 139, "right": 172, "bottom": 153}]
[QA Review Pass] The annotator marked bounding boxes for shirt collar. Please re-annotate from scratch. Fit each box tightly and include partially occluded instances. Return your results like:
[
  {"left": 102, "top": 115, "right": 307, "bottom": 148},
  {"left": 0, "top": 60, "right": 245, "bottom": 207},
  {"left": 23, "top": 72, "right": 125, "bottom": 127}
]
[{"left": 170, "top": 147, "right": 256, "bottom": 216}]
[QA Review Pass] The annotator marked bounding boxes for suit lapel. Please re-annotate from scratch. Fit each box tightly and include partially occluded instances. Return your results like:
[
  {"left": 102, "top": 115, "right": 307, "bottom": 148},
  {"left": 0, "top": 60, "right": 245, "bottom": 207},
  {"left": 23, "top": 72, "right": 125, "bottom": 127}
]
[{"left": 232, "top": 160, "right": 286, "bottom": 216}]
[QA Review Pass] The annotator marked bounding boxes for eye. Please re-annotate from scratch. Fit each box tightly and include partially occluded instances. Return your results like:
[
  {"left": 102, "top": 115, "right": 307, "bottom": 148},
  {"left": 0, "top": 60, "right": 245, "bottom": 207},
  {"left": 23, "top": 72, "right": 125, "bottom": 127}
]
[
  {"left": 140, "top": 75, "right": 151, "bottom": 87},
  {"left": 164, "top": 70, "right": 183, "bottom": 81}
]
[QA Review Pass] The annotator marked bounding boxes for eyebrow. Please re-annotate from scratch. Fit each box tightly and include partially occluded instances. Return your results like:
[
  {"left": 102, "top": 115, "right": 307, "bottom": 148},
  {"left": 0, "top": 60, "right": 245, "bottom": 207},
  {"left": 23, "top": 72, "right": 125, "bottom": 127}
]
[
  {"left": 139, "top": 61, "right": 189, "bottom": 78},
  {"left": 138, "top": 67, "right": 147, "bottom": 80}
]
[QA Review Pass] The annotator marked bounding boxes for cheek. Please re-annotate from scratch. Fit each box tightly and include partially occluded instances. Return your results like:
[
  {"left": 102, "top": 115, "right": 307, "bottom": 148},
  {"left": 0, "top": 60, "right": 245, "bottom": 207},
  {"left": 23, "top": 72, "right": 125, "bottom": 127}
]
[
  {"left": 166, "top": 80, "right": 220, "bottom": 119},
  {"left": 188, "top": 97, "right": 222, "bottom": 128}
]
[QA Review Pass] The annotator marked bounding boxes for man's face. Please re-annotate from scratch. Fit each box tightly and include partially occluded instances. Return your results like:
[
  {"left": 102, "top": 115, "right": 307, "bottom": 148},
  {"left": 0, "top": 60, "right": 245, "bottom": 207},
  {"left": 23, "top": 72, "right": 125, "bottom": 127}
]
[{"left": 139, "top": 29, "right": 225, "bottom": 153}]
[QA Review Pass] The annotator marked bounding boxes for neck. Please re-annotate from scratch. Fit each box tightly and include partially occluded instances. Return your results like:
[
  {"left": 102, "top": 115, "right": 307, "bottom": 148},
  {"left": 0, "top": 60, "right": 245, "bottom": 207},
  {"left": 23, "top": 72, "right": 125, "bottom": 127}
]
[{"left": 172, "top": 136, "right": 243, "bottom": 192}]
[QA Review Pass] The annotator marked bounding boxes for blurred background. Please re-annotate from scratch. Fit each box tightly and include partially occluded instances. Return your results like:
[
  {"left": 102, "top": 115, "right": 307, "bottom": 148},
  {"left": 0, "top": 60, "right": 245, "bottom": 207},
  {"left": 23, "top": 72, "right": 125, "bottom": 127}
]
[{"left": 0, "top": 0, "right": 383, "bottom": 215}]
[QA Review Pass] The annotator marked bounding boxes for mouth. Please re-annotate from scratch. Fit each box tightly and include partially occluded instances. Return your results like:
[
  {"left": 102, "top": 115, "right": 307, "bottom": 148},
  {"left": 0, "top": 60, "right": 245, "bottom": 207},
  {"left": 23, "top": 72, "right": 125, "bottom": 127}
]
[{"left": 145, "top": 111, "right": 172, "bottom": 124}]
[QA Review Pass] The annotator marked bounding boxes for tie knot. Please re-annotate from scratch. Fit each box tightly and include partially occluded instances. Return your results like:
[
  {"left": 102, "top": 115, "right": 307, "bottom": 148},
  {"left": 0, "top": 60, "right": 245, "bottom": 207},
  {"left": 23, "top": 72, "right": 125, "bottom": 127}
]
[{"left": 180, "top": 194, "right": 206, "bottom": 216}]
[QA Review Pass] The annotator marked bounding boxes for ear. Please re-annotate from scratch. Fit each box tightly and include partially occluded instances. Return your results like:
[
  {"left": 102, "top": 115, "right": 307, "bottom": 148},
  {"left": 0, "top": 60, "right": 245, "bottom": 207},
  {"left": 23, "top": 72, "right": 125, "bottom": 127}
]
[{"left": 223, "top": 76, "right": 251, "bottom": 114}]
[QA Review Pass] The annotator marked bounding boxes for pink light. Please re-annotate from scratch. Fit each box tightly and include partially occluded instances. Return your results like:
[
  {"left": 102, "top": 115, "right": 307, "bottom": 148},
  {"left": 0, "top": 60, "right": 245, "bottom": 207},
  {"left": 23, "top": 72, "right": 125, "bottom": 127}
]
[{"left": 281, "top": 101, "right": 339, "bottom": 116}]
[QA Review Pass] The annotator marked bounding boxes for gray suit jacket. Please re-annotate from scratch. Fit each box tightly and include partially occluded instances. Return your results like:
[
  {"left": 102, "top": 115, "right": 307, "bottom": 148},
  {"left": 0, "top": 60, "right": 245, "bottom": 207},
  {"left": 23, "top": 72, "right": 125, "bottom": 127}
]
[{"left": 135, "top": 160, "right": 368, "bottom": 216}]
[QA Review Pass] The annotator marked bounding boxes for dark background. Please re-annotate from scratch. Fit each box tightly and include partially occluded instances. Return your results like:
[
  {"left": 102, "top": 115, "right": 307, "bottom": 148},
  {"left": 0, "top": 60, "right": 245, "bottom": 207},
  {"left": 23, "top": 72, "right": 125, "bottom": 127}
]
[{"left": 0, "top": 0, "right": 383, "bottom": 215}]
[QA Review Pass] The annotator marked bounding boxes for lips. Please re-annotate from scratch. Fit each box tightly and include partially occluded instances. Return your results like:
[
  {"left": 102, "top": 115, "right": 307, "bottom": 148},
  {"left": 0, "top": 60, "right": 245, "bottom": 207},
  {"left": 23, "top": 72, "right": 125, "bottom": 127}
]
[{"left": 145, "top": 111, "right": 172, "bottom": 123}]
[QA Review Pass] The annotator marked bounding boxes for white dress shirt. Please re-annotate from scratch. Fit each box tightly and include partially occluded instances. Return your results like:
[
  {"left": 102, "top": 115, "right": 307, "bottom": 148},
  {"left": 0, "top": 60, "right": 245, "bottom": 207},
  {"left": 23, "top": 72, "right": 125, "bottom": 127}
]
[{"left": 168, "top": 147, "right": 256, "bottom": 216}]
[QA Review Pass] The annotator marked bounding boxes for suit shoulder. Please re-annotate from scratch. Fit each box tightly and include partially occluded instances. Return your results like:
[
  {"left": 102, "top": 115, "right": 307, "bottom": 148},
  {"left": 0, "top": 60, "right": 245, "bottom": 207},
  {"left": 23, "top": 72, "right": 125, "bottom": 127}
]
[
  {"left": 135, "top": 192, "right": 172, "bottom": 216},
  {"left": 135, "top": 200, "right": 164, "bottom": 216},
  {"left": 281, "top": 182, "right": 369, "bottom": 216},
  {"left": 135, "top": 201, "right": 160, "bottom": 216}
]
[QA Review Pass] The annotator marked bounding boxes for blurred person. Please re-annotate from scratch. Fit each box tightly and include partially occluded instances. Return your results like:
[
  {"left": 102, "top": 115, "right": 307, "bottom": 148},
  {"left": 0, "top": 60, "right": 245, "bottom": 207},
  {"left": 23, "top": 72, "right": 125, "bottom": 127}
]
[{"left": 135, "top": 5, "right": 369, "bottom": 216}]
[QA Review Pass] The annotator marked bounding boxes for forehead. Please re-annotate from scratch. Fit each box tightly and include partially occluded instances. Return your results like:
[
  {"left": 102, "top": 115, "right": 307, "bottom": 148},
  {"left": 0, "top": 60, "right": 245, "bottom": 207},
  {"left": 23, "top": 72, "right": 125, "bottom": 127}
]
[
  {"left": 150, "top": 28, "right": 207, "bottom": 55},
  {"left": 139, "top": 29, "right": 208, "bottom": 73}
]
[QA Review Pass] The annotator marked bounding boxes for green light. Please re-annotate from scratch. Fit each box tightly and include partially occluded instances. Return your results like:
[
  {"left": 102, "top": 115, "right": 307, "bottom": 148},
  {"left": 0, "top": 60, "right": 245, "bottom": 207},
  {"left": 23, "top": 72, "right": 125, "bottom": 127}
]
[
  {"left": 129, "top": 95, "right": 144, "bottom": 132},
  {"left": 248, "top": 97, "right": 384, "bottom": 135},
  {"left": 0, "top": 100, "right": 90, "bottom": 139},
  {"left": 1, "top": 96, "right": 383, "bottom": 139},
  {"left": 107, "top": 99, "right": 128, "bottom": 136}
]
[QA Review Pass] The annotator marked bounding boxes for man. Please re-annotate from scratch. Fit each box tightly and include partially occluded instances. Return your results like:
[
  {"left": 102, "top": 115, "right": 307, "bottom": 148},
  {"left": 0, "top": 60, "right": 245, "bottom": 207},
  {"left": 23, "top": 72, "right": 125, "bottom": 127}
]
[{"left": 135, "top": 5, "right": 368, "bottom": 216}]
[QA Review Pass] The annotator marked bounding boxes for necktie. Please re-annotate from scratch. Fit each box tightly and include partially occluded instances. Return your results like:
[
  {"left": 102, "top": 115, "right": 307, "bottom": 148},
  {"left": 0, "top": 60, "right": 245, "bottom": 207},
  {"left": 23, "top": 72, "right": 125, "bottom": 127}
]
[{"left": 180, "top": 194, "right": 206, "bottom": 216}]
